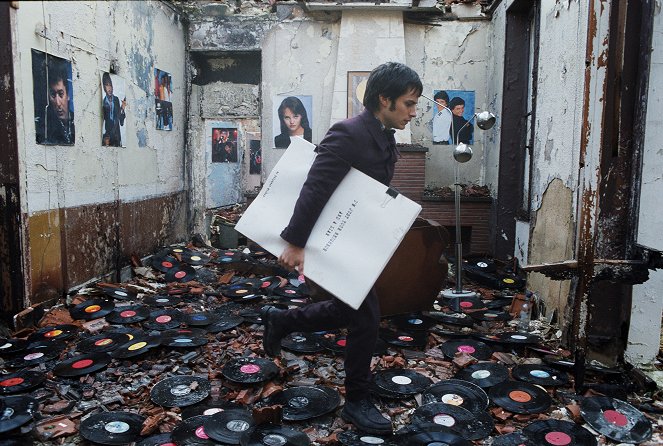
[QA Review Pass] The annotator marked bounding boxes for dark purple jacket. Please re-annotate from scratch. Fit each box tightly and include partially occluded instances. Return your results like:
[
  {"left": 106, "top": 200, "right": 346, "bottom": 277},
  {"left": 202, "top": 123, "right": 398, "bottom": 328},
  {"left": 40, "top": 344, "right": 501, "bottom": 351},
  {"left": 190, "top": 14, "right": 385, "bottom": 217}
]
[{"left": 280, "top": 109, "right": 398, "bottom": 248}]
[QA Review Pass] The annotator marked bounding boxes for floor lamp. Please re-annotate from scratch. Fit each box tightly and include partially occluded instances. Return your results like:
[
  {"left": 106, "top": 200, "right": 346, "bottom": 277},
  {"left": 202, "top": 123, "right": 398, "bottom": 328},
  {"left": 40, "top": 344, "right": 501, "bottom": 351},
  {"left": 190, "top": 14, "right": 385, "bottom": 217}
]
[{"left": 421, "top": 94, "right": 496, "bottom": 311}]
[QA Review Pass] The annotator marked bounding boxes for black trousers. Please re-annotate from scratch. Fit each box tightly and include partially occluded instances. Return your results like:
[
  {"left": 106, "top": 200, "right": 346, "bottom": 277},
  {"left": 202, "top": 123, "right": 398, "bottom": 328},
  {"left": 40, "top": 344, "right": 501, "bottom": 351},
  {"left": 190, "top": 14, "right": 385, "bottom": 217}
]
[{"left": 278, "top": 288, "right": 380, "bottom": 401}]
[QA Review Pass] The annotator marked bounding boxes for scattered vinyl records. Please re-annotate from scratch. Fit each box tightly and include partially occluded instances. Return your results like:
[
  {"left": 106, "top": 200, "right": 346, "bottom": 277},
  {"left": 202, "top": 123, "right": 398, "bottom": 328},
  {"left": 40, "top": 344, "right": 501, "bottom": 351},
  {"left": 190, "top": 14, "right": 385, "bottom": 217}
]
[
  {"left": 488, "top": 381, "right": 552, "bottom": 414},
  {"left": 185, "top": 312, "right": 215, "bottom": 326},
  {"left": 399, "top": 428, "right": 473, "bottom": 446},
  {"left": 151, "top": 253, "right": 181, "bottom": 272},
  {"left": 0, "top": 371, "right": 46, "bottom": 395},
  {"left": 100, "top": 286, "right": 137, "bottom": 301},
  {"left": 165, "top": 264, "right": 197, "bottom": 283},
  {"left": 182, "top": 251, "right": 211, "bottom": 265},
  {"left": 240, "top": 423, "right": 310, "bottom": 446},
  {"left": 136, "top": 432, "right": 175, "bottom": 446},
  {"left": 281, "top": 332, "right": 324, "bottom": 354},
  {"left": 390, "top": 314, "right": 437, "bottom": 331},
  {"left": 441, "top": 339, "right": 493, "bottom": 360},
  {"left": 182, "top": 400, "right": 244, "bottom": 420},
  {"left": 446, "top": 296, "right": 487, "bottom": 311},
  {"left": 374, "top": 369, "right": 432, "bottom": 396},
  {"left": 150, "top": 376, "right": 211, "bottom": 407},
  {"left": 76, "top": 332, "right": 128, "bottom": 353},
  {"left": 143, "top": 309, "right": 183, "bottom": 330},
  {"left": 28, "top": 324, "right": 78, "bottom": 342},
  {"left": 171, "top": 415, "right": 220, "bottom": 446},
  {"left": 411, "top": 402, "right": 495, "bottom": 441},
  {"left": 222, "top": 358, "right": 279, "bottom": 384},
  {"left": 161, "top": 329, "right": 208, "bottom": 348},
  {"left": 206, "top": 315, "right": 244, "bottom": 333},
  {"left": 80, "top": 411, "right": 145, "bottom": 445},
  {"left": 110, "top": 335, "right": 161, "bottom": 359},
  {"left": 379, "top": 329, "right": 428, "bottom": 348},
  {"left": 69, "top": 299, "right": 115, "bottom": 321},
  {"left": 143, "top": 294, "right": 181, "bottom": 307},
  {"left": 4, "top": 341, "right": 64, "bottom": 368},
  {"left": 203, "top": 408, "right": 255, "bottom": 444},
  {"left": 0, "top": 395, "right": 39, "bottom": 433},
  {"left": 427, "top": 312, "right": 474, "bottom": 328},
  {"left": 337, "top": 431, "right": 397, "bottom": 446},
  {"left": 105, "top": 305, "right": 150, "bottom": 324},
  {"left": 512, "top": 364, "right": 569, "bottom": 387},
  {"left": 269, "top": 386, "right": 340, "bottom": 421},
  {"left": 421, "top": 379, "right": 490, "bottom": 412},
  {"left": 580, "top": 396, "right": 652, "bottom": 444},
  {"left": 522, "top": 419, "right": 597, "bottom": 446},
  {"left": 53, "top": 352, "right": 112, "bottom": 377},
  {"left": 469, "top": 310, "right": 512, "bottom": 321},
  {"left": 0, "top": 339, "right": 28, "bottom": 356},
  {"left": 454, "top": 362, "right": 510, "bottom": 388},
  {"left": 491, "top": 432, "right": 530, "bottom": 446}
]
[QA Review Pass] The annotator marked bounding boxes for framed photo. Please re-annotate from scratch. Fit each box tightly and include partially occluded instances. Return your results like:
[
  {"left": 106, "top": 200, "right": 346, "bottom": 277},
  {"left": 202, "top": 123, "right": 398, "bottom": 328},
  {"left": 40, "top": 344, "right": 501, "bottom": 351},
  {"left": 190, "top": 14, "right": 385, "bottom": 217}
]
[{"left": 347, "top": 71, "right": 370, "bottom": 118}]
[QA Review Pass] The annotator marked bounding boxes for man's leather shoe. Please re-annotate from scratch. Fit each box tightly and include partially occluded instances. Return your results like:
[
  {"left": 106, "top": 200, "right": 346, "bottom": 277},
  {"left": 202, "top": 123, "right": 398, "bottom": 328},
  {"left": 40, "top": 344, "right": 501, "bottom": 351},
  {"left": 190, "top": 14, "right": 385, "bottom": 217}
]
[
  {"left": 341, "top": 398, "right": 392, "bottom": 435},
  {"left": 261, "top": 305, "right": 287, "bottom": 357}
]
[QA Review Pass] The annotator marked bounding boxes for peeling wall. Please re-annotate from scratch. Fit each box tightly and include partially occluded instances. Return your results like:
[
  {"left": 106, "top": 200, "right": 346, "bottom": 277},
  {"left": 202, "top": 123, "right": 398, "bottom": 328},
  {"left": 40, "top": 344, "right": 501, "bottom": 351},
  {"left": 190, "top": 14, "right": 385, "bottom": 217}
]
[{"left": 626, "top": 269, "right": 663, "bottom": 365}]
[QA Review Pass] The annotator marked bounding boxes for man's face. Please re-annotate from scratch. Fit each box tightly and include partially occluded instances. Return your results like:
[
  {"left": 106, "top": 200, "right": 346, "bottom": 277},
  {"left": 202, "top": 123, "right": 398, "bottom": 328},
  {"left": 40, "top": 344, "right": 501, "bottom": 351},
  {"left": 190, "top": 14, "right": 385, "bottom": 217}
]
[
  {"left": 378, "top": 89, "right": 419, "bottom": 130},
  {"left": 103, "top": 81, "right": 113, "bottom": 97},
  {"left": 435, "top": 98, "right": 447, "bottom": 112},
  {"left": 452, "top": 104, "right": 465, "bottom": 117},
  {"left": 48, "top": 79, "right": 69, "bottom": 121}
]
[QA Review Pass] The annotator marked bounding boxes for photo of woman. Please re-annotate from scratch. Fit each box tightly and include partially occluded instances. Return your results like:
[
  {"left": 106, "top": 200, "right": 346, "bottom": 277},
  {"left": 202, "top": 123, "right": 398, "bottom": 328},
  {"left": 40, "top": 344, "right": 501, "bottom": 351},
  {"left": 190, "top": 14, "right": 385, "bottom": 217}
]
[{"left": 273, "top": 96, "right": 312, "bottom": 148}]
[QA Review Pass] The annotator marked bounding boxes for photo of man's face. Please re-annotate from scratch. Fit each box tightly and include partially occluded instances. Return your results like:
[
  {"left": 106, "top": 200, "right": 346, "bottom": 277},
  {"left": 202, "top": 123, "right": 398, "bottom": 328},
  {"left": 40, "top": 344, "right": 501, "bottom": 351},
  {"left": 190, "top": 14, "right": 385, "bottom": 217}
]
[
  {"left": 49, "top": 78, "right": 70, "bottom": 121},
  {"left": 103, "top": 80, "right": 113, "bottom": 97},
  {"left": 452, "top": 104, "right": 465, "bottom": 117},
  {"left": 435, "top": 98, "right": 448, "bottom": 111}
]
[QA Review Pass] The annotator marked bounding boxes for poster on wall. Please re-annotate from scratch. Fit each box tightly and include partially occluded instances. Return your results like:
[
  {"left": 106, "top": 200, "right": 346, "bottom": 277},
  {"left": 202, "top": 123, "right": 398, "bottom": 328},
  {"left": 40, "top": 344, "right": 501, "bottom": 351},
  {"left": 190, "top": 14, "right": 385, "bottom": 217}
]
[
  {"left": 212, "top": 128, "right": 238, "bottom": 163},
  {"left": 347, "top": 71, "right": 370, "bottom": 119},
  {"left": 32, "top": 49, "right": 75, "bottom": 145},
  {"left": 100, "top": 72, "right": 127, "bottom": 147},
  {"left": 154, "top": 68, "right": 173, "bottom": 131},
  {"left": 431, "top": 89, "right": 475, "bottom": 145},
  {"left": 249, "top": 140, "right": 261, "bottom": 174},
  {"left": 273, "top": 95, "right": 312, "bottom": 149}
]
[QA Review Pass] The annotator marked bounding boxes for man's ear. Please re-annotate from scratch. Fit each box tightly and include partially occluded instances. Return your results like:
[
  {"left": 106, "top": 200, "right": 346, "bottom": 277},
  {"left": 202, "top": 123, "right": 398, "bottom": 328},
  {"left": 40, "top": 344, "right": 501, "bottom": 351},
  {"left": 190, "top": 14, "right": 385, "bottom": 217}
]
[{"left": 378, "top": 94, "right": 390, "bottom": 109}]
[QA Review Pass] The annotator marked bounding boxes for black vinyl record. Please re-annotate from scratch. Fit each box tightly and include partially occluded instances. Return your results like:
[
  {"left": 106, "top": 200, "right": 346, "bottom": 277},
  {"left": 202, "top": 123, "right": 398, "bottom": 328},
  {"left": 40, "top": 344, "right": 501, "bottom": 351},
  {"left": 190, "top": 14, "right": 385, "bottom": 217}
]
[
  {"left": 203, "top": 408, "right": 254, "bottom": 444},
  {"left": 238, "top": 309, "right": 263, "bottom": 325},
  {"left": 28, "top": 324, "right": 78, "bottom": 342},
  {"left": 222, "top": 358, "right": 279, "bottom": 384},
  {"left": 580, "top": 396, "right": 652, "bottom": 444},
  {"left": 421, "top": 379, "right": 489, "bottom": 412},
  {"left": 185, "top": 312, "right": 215, "bottom": 327},
  {"left": 100, "top": 286, "right": 138, "bottom": 301},
  {"left": 206, "top": 315, "right": 244, "bottom": 333},
  {"left": 4, "top": 341, "right": 63, "bottom": 368},
  {"left": 337, "top": 431, "right": 396, "bottom": 446},
  {"left": 161, "top": 328, "right": 208, "bottom": 348},
  {"left": 53, "top": 352, "right": 112, "bottom": 377},
  {"left": 491, "top": 432, "right": 530, "bottom": 446},
  {"left": 136, "top": 432, "right": 174, "bottom": 446},
  {"left": 240, "top": 423, "right": 310, "bottom": 446},
  {"left": 411, "top": 403, "right": 494, "bottom": 441},
  {"left": 143, "top": 294, "right": 181, "bottom": 307},
  {"left": 390, "top": 314, "right": 437, "bottom": 331},
  {"left": 80, "top": 411, "right": 145, "bottom": 445},
  {"left": 454, "top": 362, "right": 510, "bottom": 388},
  {"left": 69, "top": 299, "right": 115, "bottom": 321},
  {"left": 281, "top": 332, "right": 323, "bottom": 354},
  {"left": 493, "top": 332, "right": 542, "bottom": 344},
  {"left": 151, "top": 253, "right": 181, "bottom": 272},
  {"left": 269, "top": 386, "right": 340, "bottom": 421},
  {"left": 488, "top": 381, "right": 552, "bottom": 414},
  {"left": 76, "top": 332, "right": 128, "bottom": 353},
  {"left": 512, "top": 364, "right": 569, "bottom": 387},
  {"left": 165, "top": 264, "right": 197, "bottom": 283},
  {"left": 182, "top": 400, "right": 244, "bottom": 420},
  {"left": 110, "top": 335, "right": 161, "bottom": 359},
  {"left": 172, "top": 415, "right": 222, "bottom": 446},
  {"left": 374, "top": 369, "right": 432, "bottom": 396},
  {"left": 273, "top": 286, "right": 306, "bottom": 299},
  {"left": 0, "top": 339, "right": 28, "bottom": 356},
  {"left": 221, "top": 282, "right": 260, "bottom": 301},
  {"left": 440, "top": 338, "right": 493, "bottom": 360},
  {"left": 427, "top": 312, "right": 474, "bottom": 328},
  {"left": 469, "top": 310, "right": 512, "bottom": 322},
  {"left": 0, "top": 396, "right": 39, "bottom": 433},
  {"left": 320, "top": 334, "right": 348, "bottom": 354},
  {"left": 143, "top": 309, "right": 183, "bottom": 330},
  {"left": 484, "top": 298, "right": 514, "bottom": 310},
  {"left": 0, "top": 371, "right": 45, "bottom": 395},
  {"left": 399, "top": 428, "right": 472, "bottom": 446},
  {"left": 151, "top": 375, "right": 211, "bottom": 407},
  {"left": 379, "top": 329, "right": 428, "bottom": 348},
  {"left": 522, "top": 419, "right": 597, "bottom": 446},
  {"left": 446, "top": 296, "right": 487, "bottom": 311},
  {"left": 105, "top": 305, "right": 150, "bottom": 324},
  {"left": 214, "top": 250, "right": 245, "bottom": 264},
  {"left": 182, "top": 251, "right": 211, "bottom": 266}
]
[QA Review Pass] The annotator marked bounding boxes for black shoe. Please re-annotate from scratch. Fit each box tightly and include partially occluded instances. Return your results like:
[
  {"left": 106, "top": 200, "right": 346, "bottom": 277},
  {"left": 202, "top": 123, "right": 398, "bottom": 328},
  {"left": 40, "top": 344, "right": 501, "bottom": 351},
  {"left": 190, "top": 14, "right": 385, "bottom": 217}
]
[
  {"left": 261, "top": 305, "right": 287, "bottom": 357},
  {"left": 341, "top": 398, "right": 392, "bottom": 435}
]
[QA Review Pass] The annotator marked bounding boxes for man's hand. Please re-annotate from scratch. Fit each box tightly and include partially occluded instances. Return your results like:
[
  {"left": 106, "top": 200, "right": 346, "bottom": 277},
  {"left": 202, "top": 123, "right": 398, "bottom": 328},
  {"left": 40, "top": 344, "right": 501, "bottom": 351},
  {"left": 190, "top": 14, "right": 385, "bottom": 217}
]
[{"left": 279, "top": 243, "right": 305, "bottom": 275}]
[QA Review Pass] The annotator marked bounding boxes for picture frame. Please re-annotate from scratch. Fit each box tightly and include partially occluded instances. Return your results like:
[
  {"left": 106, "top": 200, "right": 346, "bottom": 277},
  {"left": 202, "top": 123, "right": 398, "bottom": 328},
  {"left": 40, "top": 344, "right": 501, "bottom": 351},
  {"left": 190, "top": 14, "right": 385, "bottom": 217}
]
[{"left": 347, "top": 71, "right": 371, "bottom": 118}]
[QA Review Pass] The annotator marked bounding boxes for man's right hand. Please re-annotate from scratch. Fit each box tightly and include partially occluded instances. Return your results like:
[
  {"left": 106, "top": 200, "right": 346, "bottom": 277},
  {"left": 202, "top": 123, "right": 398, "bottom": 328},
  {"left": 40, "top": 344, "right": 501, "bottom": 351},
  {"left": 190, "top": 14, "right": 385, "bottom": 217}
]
[{"left": 278, "top": 243, "right": 305, "bottom": 275}]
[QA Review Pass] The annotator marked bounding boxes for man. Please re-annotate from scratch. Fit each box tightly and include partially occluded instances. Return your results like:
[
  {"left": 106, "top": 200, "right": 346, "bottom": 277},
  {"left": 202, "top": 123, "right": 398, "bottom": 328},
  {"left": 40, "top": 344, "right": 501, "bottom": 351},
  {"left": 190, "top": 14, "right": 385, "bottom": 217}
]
[
  {"left": 261, "top": 62, "right": 422, "bottom": 435},
  {"left": 449, "top": 96, "right": 473, "bottom": 144},
  {"left": 432, "top": 90, "right": 451, "bottom": 144},
  {"left": 102, "top": 72, "right": 126, "bottom": 146},
  {"left": 39, "top": 60, "right": 75, "bottom": 145}
]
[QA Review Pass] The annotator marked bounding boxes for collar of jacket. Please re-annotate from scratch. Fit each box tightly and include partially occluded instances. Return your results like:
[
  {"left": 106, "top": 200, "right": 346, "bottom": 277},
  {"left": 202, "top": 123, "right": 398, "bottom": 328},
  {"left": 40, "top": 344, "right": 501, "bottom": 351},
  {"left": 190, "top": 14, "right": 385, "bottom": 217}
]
[{"left": 359, "top": 108, "right": 395, "bottom": 153}]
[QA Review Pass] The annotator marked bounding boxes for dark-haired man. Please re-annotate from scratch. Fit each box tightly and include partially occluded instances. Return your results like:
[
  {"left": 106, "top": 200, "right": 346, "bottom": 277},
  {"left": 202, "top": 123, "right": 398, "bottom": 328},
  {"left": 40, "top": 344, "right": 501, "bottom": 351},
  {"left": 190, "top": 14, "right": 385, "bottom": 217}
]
[
  {"left": 40, "top": 61, "right": 75, "bottom": 145},
  {"left": 261, "top": 62, "right": 422, "bottom": 435},
  {"left": 449, "top": 96, "right": 473, "bottom": 144},
  {"left": 102, "top": 72, "right": 126, "bottom": 146},
  {"left": 432, "top": 90, "right": 451, "bottom": 144}
]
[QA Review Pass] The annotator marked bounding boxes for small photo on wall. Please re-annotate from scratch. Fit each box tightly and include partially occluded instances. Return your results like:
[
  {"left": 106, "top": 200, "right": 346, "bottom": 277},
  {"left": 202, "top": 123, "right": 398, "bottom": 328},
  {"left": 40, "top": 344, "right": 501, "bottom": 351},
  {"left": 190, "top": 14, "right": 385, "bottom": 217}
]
[
  {"left": 347, "top": 71, "right": 370, "bottom": 119},
  {"left": 249, "top": 140, "right": 261, "bottom": 174},
  {"left": 32, "top": 49, "right": 75, "bottom": 145},
  {"left": 100, "top": 72, "right": 126, "bottom": 147},
  {"left": 154, "top": 68, "right": 173, "bottom": 131},
  {"left": 432, "top": 89, "right": 475, "bottom": 145},
  {"left": 273, "top": 95, "right": 312, "bottom": 148},
  {"left": 212, "top": 128, "right": 238, "bottom": 163}
]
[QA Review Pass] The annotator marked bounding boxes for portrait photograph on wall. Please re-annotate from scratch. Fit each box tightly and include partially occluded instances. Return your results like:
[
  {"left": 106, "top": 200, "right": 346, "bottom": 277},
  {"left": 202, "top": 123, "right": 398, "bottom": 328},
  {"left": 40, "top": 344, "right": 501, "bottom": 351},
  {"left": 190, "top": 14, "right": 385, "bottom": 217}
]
[
  {"left": 154, "top": 68, "right": 173, "bottom": 131},
  {"left": 100, "top": 72, "right": 126, "bottom": 147},
  {"left": 431, "top": 89, "right": 476, "bottom": 145},
  {"left": 32, "top": 49, "right": 75, "bottom": 145},
  {"left": 347, "top": 71, "right": 370, "bottom": 118},
  {"left": 212, "top": 128, "right": 238, "bottom": 163},
  {"left": 272, "top": 95, "right": 312, "bottom": 149},
  {"left": 249, "top": 140, "right": 261, "bottom": 174}
]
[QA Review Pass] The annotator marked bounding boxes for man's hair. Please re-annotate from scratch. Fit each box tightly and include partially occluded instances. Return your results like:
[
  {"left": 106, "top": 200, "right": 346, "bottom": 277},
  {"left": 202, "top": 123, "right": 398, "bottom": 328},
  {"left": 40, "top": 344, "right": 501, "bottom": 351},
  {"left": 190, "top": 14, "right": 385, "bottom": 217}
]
[
  {"left": 434, "top": 90, "right": 449, "bottom": 103},
  {"left": 102, "top": 72, "right": 113, "bottom": 87},
  {"left": 449, "top": 96, "right": 465, "bottom": 110},
  {"left": 363, "top": 62, "right": 422, "bottom": 112},
  {"left": 47, "top": 58, "right": 69, "bottom": 87}
]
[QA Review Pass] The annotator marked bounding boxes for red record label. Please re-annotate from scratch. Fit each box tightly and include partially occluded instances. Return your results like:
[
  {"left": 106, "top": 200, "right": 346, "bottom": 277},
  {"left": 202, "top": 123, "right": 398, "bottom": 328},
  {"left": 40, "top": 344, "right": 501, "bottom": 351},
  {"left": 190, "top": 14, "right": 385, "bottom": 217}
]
[
  {"left": 0, "top": 377, "right": 24, "bottom": 387},
  {"left": 398, "top": 336, "right": 413, "bottom": 342},
  {"left": 94, "top": 338, "right": 113, "bottom": 346},
  {"left": 175, "top": 271, "right": 187, "bottom": 279},
  {"left": 603, "top": 409, "right": 628, "bottom": 427},
  {"left": 336, "top": 339, "right": 346, "bottom": 347},
  {"left": 508, "top": 390, "right": 532, "bottom": 403},
  {"left": 156, "top": 315, "right": 172, "bottom": 323},
  {"left": 457, "top": 345, "right": 476, "bottom": 354},
  {"left": 195, "top": 426, "right": 209, "bottom": 439},
  {"left": 544, "top": 432, "right": 571, "bottom": 445},
  {"left": 460, "top": 301, "right": 473, "bottom": 308},
  {"left": 240, "top": 364, "right": 260, "bottom": 374},
  {"left": 162, "top": 261, "right": 173, "bottom": 268},
  {"left": 120, "top": 310, "right": 137, "bottom": 318},
  {"left": 72, "top": 359, "right": 94, "bottom": 369}
]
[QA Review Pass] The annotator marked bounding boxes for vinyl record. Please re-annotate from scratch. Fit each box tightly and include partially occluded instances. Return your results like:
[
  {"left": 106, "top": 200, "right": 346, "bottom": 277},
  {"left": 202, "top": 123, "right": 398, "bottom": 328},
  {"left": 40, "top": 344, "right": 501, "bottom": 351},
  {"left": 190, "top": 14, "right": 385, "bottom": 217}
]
[
  {"left": 269, "top": 386, "right": 340, "bottom": 421},
  {"left": 182, "top": 400, "right": 244, "bottom": 420},
  {"left": 257, "top": 276, "right": 282, "bottom": 294},
  {"left": 143, "top": 309, "right": 183, "bottom": 330},
  {"left": 239, "top": 423, "right": 310, "bottom": 446},
  {"left": 171, "top": 415, "right": 220, "bottom": 446},
  {"left": 0, "top": 396, "right": 39, "bottom": 433},
  {"left": 151, "top": 253, "right": 181, "bottom": 272},
  {"left": 150, "top": 375, "right": 211, "bottom": 407},
  {"left": 446, "top": 296, "right": 487, "bottom": 311},
  {"left": 281, "top": 332, "right": 323, "bottom": 354},
  {"left": 0, "top": 371, "right": 46, "bottom": 395},
  {"left": 203, "top": 409, "right": 254, "bottom": 444},
  {"left": 104, "top": 327, "right": 145, "bottom": 343},
  {"left": 421, "top": 379, "right": 489, "bottom": 412},
  {"left": 161, "top": 329, "right": 208, "bottom": 348},
  {"left": 580, "top": 396, "right": 652, "bottom": 444},
  {"left": 222, "top": 358, "right": 279, "bottom": 384},
  {"left": 80, "top": 411, "right": 145, "bottom": 445},
  {"left": 110, "top": 335, "right": 161, "bottom": 359},
  {"left": 399, "top": 428, "right": 473, "bottom": 446},
  {"left": 440, "top": 339, "right": 493, "bottom": 360},
  {"left": 469, "top": 310, "right": 512, "bottom": 322},
  {"left": 105, "top": 305, "right": 150, "bottom": 324},
  {"left": 469, "top": 258, "right": 497, "bottom": 272},
  {"left": 136, "top": 432, "right": 175, "bottom": 446},
  {"left": 69, "top": 299, "right": 115, "bottom": 321},
  {"left": 488, "top": 381, "right": 552, "bottom": 414},
  {"left": 320, "top": 334, "right": 348, "bottom": 354},
  {"left": 522, "top": 419, "right": 597, "bottom": 446},
  {"left": 165, "top": 264, "right": 197, "bottom": 283},
  {"left": 238, "top": 309, "right": 263, "bottom": 325},
  {"left": 411, "top": 402, "right": 494, "bottom": 441},
  {"left": 4, "top": 342, "right": 63, "bottom": 368},
  {"left": 390, "top": 314, "right": 437, "bottom": 331},
  {"left": 185, "top": 312, "right": 215, "bottom": 327},
  {"left": 170, "top": 246, "right": 196, "bottom": 256},
  {"left": 337, "top": 431, "right": 397, "bottom": 446},
  {"left": 182, "top": 251, "right": 211, "bottom": 266},
  {"left": 490, "top": 432, "right": 530, "bottom": 446},
  {"left": 484, "top": 298, "right": 514, "bottom": 310},
  {"left": 493, "top": 332, "right": 542, "bottom": 345},
  {"left": 100, "top": 286, "right": 138, "bottom": 301},
  {"left": 427, "top": 312, "right": 474, "bottom": 328},
  {"left": 431, "top": 327, "right": 470, "bottom": 339},
  {"left": 143, "top": 294, "right": 181, "bottom": 307},
  {"left": 379, "top": 329, "right": 428, "bottom": 348},
  {"left": 76, "top": 332, "right": 128, "bottom": 353},
  {"left": 221, "top": 283, "right": 260, "bottom": 300},
  {"left": 53, "top": 352, "right": 112, "bottom": 377},
  {"left": 0, "top": 339, "right": 28, "bottom": 356},
  {"left": 454, "top": 362, "right": 510, "bottom": 388},
  {"left": 28, "top": 324, "right": 78, "bottom": 342},
  {"left": 206, "top": 315, "right": 244, "bottom": 333},
  {"left": 214, "top": 250, "right": 245, "bottom": 264},
  {"left": 369, "top": 381, "right": 408, "bottom": 400},
  {"left": 374, "top": 369, "right": 432, "bottom": 396},
  {"left": 512, "top": 364, "right": 569, "bottom": 387}
]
